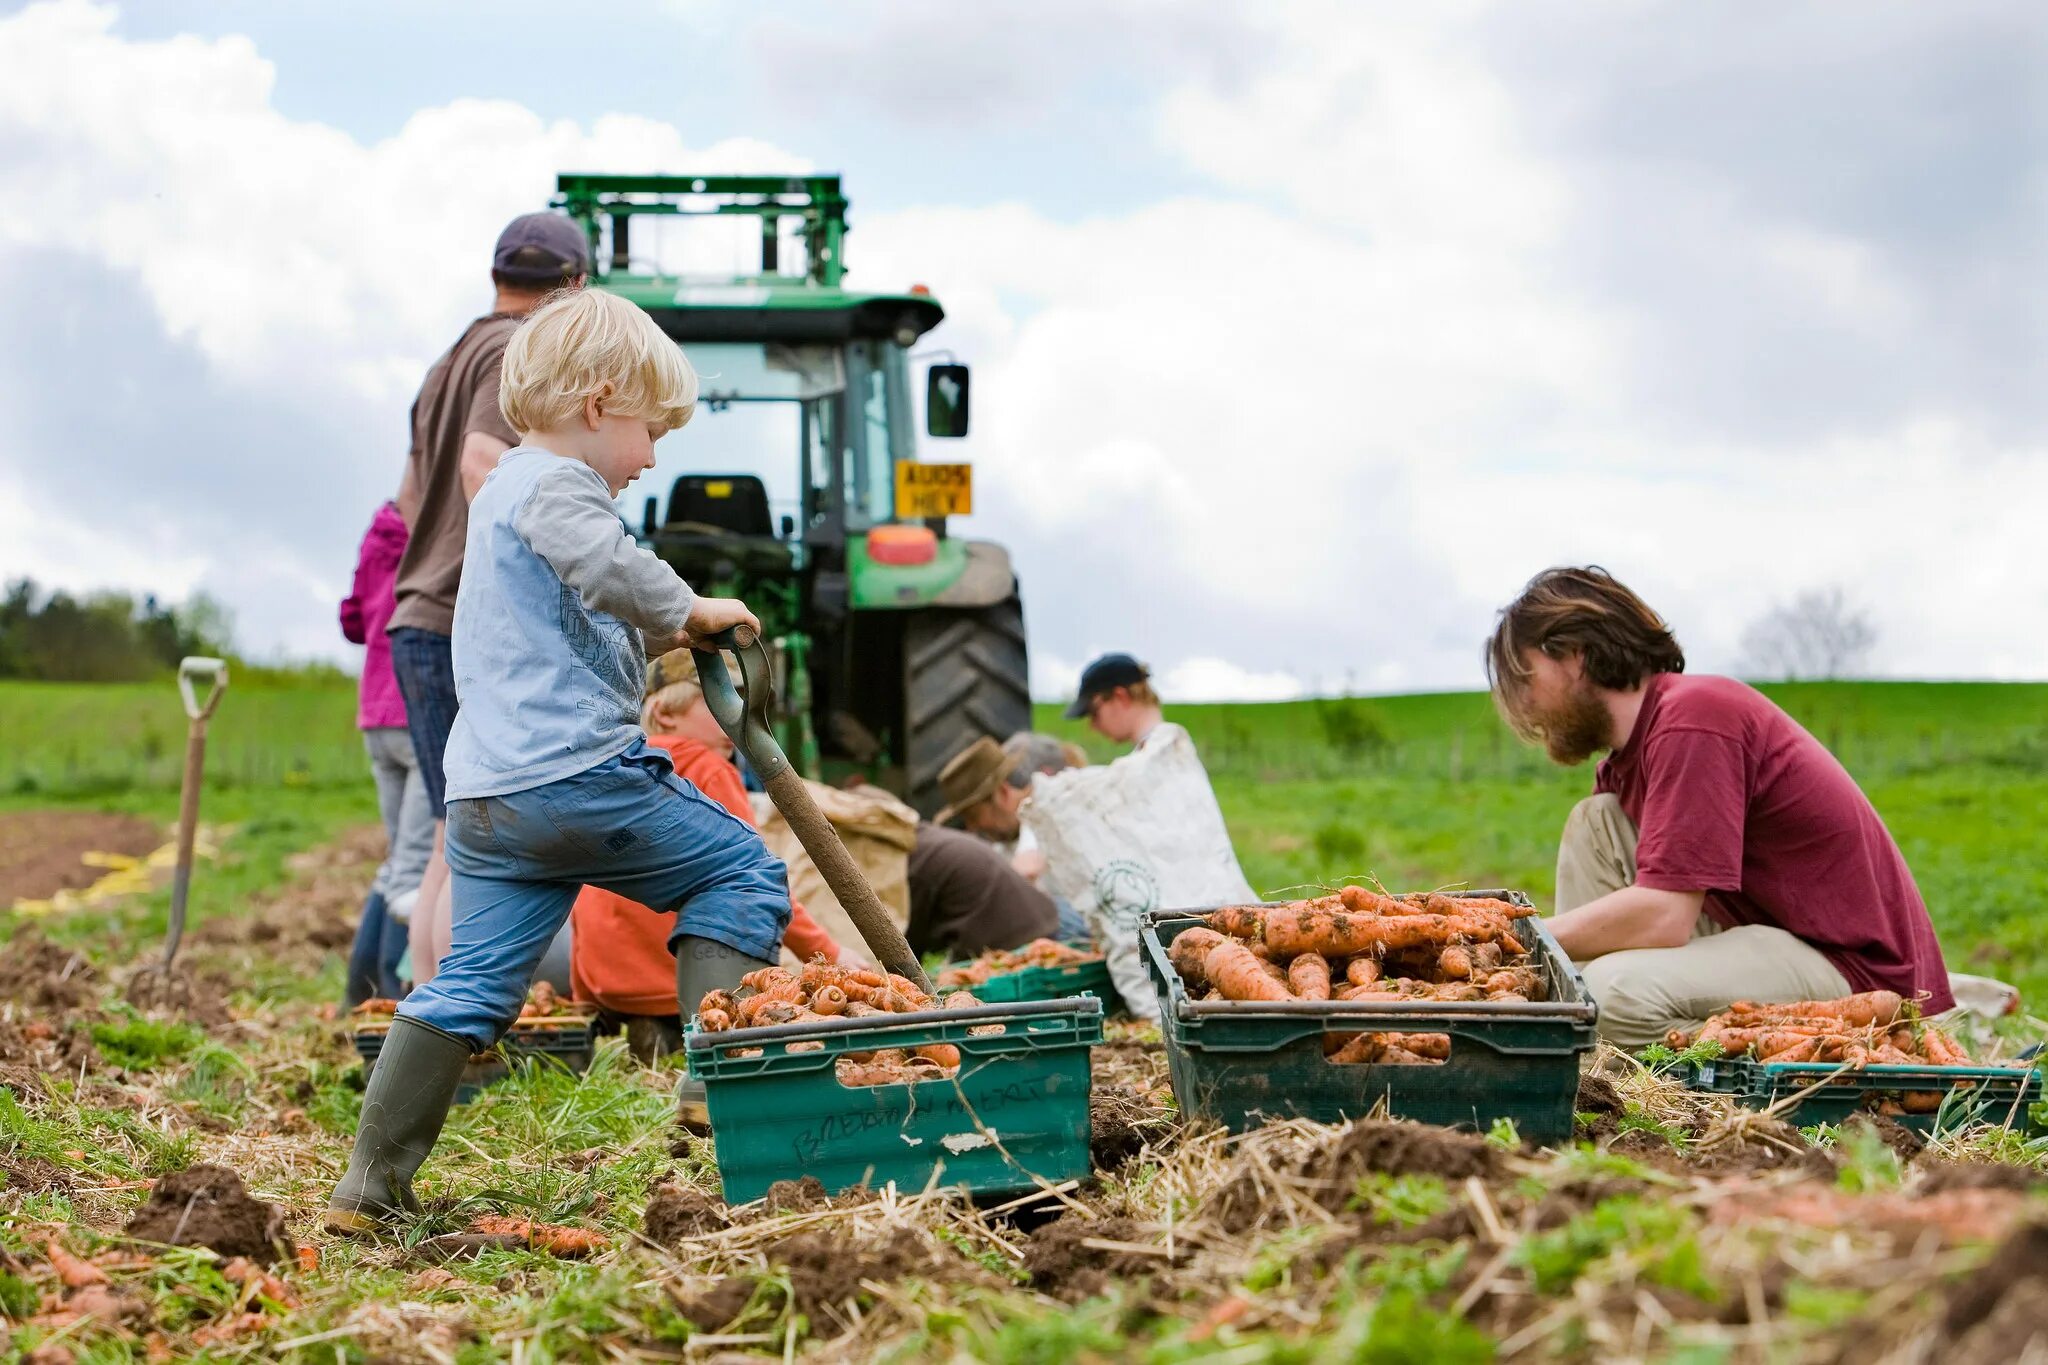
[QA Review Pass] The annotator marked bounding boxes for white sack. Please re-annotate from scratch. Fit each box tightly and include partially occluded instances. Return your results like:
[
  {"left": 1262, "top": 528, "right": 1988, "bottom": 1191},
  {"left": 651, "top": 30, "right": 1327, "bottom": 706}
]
[{"left": 1022, "top": 724, "right": 1255, "bottom": 1019}]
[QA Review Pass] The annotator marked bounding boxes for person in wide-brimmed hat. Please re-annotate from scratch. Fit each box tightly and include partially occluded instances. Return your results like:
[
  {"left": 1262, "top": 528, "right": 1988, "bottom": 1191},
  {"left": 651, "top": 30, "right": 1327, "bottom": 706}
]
[{"left": 935, "top": 732, "right": 1090, "bottom": 939}]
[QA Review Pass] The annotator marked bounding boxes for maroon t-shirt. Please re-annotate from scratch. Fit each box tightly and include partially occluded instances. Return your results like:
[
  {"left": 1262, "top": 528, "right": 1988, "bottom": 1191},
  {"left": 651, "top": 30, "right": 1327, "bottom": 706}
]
[{"left": 1595, "top": 673, "right": 1951, "bottom": 1010}]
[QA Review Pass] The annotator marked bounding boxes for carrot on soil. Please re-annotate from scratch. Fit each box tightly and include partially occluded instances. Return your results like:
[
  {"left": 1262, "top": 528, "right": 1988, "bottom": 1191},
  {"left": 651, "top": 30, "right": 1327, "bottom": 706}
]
[{"left": 467, "top": 1215, "right": 608, "bottom": 1257}]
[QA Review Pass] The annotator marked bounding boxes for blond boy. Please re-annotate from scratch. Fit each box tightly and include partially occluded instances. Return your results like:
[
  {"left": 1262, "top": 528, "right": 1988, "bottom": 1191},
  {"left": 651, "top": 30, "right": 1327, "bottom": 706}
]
[{"left": 328, "top": 289, "right": 785, "bottom": 1233}]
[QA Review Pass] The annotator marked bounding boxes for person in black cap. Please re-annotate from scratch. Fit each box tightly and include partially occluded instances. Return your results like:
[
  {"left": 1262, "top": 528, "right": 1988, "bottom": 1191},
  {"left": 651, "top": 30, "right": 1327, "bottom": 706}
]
[
  {"left": 1064, "top": 653, "right": 1171, "bottom": 751},
  {"left": 389, "top": 211, "right": 590, "bottom": 986}
]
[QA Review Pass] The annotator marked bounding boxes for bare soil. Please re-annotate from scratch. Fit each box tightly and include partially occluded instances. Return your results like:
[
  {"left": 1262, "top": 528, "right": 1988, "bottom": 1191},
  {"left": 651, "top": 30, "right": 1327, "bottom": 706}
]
[
  {"left": 768, "top": 1225, "right": 941, "bottom": 1314},
  {"left": 0, "top": 926, "right": 102, "bottom": 1013},
  {"left": 643, "top": 1182, "right": 729, "bottom": 1245},
  {"left": 123, "top": 1164, "right": 295, "bottom": 1265},
  {"left": 0, "top": 810, "right": 162, "bottom": 903},
  {"left": 1025, "top": 1213, "right": 1169, "bottom": 1301},
  {"left": 1937, "top": 1221, "right": 2048, "bottom": 1364}
]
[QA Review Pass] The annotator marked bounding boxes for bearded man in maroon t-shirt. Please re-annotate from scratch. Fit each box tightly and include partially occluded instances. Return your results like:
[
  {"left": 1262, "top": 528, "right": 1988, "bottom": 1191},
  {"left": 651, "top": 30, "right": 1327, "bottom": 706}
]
[{"left": 1485, "top": 567, "right": 1952, "bottom": 1048}]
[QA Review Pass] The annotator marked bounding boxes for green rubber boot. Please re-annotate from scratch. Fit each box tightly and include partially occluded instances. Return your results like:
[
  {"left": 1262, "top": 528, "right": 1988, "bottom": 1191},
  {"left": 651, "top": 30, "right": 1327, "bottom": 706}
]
[
  {"left": 325, "top": 1016, "right": 472, "bottom": 1235},
  {"left": 674, "top": 935, "right": 773, "bottom": 1133}
]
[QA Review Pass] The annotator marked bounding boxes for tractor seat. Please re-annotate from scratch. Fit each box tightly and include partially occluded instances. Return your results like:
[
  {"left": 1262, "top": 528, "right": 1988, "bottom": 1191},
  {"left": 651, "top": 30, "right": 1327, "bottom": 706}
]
[{"left": 666, "top": 475, "right": 774, "bottom": 538}]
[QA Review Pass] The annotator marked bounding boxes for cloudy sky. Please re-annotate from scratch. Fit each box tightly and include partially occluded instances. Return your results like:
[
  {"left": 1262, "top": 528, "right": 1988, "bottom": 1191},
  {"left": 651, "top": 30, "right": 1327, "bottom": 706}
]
[{"left": 2, "top": 0, "right": 2044, "bottom": 699}]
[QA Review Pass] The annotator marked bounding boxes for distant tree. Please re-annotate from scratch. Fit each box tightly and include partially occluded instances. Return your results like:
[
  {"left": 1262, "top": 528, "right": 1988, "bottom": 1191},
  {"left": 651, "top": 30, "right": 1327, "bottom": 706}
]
[
  {"left": 0, "top": 577, "right": 234, "bottom": 682},
  {"left": 1739, "top": 587, "right": 1878, "bottom": 681}
]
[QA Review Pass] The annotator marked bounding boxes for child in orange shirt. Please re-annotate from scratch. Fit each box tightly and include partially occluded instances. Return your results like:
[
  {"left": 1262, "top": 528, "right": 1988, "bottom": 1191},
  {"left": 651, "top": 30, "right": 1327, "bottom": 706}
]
[{"left": 570, "top": 649, "right": 862, "bottom": 1066}]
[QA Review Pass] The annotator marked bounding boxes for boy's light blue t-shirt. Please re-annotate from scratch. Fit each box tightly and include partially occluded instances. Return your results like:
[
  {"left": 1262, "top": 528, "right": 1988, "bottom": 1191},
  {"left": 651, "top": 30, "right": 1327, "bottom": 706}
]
[{"left": 442, "top": 446, "right": 697, "bottom": 801}]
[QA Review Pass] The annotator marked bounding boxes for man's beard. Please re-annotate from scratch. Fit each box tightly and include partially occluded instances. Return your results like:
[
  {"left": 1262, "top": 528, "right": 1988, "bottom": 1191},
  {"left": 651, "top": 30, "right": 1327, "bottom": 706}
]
[{"left": 1536, "top": 686, "right": 1612, "bottom": 766}]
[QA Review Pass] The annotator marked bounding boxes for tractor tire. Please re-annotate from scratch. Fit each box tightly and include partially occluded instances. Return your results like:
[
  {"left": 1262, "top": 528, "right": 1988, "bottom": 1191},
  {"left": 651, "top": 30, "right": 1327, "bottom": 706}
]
[{"left": 902, "top": 599, "right": 1031, "bottom": 818}]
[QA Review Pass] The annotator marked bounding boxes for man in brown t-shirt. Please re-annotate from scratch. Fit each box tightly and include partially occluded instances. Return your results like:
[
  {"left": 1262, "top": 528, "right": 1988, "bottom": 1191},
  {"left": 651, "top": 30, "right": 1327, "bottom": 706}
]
[
  {"left": 1485, "top": 567, "right": 1951, "bottom": 1047},
  {"left": 389, "top": 211, "right": 588, "bottom": 980}
]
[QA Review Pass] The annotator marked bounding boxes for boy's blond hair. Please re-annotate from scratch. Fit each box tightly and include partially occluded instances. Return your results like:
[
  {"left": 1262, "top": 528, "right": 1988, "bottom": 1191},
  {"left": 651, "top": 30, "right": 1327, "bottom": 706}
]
[{"left": 500, "top": 288, "right": 698, "bottom": 436}]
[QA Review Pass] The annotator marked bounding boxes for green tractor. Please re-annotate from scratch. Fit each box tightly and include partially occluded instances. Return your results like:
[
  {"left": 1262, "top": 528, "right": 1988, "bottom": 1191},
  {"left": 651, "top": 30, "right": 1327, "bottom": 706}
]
[{"left": 554, "top": 173, "right": 1029, "bottom": 815}]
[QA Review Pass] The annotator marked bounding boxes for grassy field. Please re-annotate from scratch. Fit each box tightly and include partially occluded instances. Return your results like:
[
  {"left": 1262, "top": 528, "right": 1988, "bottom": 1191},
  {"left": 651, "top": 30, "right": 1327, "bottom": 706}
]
[
  {"left": 2, "top": 678, "right": 2045, "bottom": 1361},
  {"left": 5, "top": 676, "right": 2045, "bottom": 998}
]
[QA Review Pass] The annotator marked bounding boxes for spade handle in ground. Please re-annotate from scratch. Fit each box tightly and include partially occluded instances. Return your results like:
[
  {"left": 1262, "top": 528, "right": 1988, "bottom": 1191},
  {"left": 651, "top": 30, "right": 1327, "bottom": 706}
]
[
  {"left": 692, "top": 627, "right": 933, "bottom": 994},
  {"left": 164, "top": 656, "right": 228, "bottom": 968}
]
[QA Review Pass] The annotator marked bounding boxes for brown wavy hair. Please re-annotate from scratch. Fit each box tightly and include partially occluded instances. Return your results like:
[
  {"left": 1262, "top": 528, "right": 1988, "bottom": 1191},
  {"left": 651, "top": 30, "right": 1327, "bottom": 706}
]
[{"left": 1485, "top": 567, "right": 1684, "bottom": 738}]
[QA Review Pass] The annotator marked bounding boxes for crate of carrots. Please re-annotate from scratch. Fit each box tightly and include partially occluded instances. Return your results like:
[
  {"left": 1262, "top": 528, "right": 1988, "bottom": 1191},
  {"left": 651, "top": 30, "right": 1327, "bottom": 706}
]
[
  {"left": 350, "top": 982, "right": 598, "bottom": 1102},
  {"left": 1140, "top": 887, "right": 1598, "bottom": 1144},
  {"left": 685, "top": 958, "right": 1105, "bottom": 1204},
  {"left": 1664, "top": 992, "right": 2042, "bottom": 1134},
  {"left": 935, "top": 938, "right": 1117, "bottom": 1011}
]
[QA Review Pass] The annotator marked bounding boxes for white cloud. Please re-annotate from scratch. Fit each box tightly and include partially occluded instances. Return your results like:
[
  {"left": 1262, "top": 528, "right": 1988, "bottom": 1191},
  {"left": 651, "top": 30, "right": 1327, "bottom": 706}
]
[
  {"left": 0, "top": 0, "right": 2041, "bottom": 695},
  {"left": 1157, "top": 657, "right": 1306, "bottom": 704}
]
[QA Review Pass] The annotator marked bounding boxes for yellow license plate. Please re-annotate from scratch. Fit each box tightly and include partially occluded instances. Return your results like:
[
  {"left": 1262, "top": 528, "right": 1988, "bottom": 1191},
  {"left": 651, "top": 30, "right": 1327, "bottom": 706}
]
[{"left": 895, "top": 461, "right": 972, "bottom": 518}]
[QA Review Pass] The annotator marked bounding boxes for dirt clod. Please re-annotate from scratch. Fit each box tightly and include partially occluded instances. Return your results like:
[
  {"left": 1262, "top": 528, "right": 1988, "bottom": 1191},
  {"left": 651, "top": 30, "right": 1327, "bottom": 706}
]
[
  {"left": 1915, "top": 1161, "right": 2048, "bottom": 1195},
  {"left": 1025, "top": 1214, "right": 1168, "bottom": 1301},
  {"left": 1939, "top": 1221, "right": 2048, "bottom": 1364},
  {"left": 644, "top": 1182, "right": 728, "bottom": 1245},
  {"left": 677, "top": 1276, "right": 756, "bottom": 1330},
  {"left": 762, "top": 1175, "right": 835, "bottom": 1214},
  {"left": 1842, "top": 1113, "right": 1924, "bottom": 1162},
  {"left": 0, "top": 927, "right": 101, "bottom": 1013},
  {"left": 1091, "top": 1085, "right": 1171, "bottom": 1171},
  {"left": 771, "top": 1227, "right": 933, "bottom": 1312},
  {"left": 1214, "top": 1119, "right": 1499, "bottom": 1234},
  {"left": 124, "top": 1164, "right": 295, "bottom": 1265},
  {"left": 1575, "top": 1071, "right": 1626, "bottom": 1116}
]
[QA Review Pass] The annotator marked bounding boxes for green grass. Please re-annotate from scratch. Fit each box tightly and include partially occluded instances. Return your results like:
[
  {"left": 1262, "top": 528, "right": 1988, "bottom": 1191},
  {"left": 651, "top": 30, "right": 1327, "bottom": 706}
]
[
  {"left": 0, "top": 676, "right": 365, "bottom": 799},
  {"left": 5, "top": 676, "right": 2045, "bottom": 1001},
  {"left": 1035, "top": 681, "right": 2048, "bottom": 1003}
]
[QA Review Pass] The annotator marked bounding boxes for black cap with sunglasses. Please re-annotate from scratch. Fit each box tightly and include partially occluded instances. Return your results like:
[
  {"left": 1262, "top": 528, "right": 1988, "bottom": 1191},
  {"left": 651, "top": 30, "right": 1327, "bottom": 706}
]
[{"left": 1064, "top": 653, "right": 1149, "bottom": 719}]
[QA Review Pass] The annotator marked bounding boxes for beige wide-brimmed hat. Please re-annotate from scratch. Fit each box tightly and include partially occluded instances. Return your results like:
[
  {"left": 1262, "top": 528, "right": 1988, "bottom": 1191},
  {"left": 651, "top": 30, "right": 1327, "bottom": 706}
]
[{"left": 934, "top": 736, "right": 1013, "bottom": 826}]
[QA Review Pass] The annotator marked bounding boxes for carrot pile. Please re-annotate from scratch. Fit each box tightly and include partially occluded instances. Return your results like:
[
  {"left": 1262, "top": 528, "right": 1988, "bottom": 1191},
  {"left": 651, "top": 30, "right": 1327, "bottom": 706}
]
[
  {"left": 1666, "top": 990, "right": 1972, "bottom": 1069},
  {"left": 519, "top": 980, "right": 588, "bottom": 1018},
  {"left": 1171, "top": 888, "right": 1549, "bottom": 1066},
  {"left": 693, "top": 959, "right": 985, "bottom": 1086},
  {"left": 937, "top": 937, "right": 1102, "bottom": 988}
]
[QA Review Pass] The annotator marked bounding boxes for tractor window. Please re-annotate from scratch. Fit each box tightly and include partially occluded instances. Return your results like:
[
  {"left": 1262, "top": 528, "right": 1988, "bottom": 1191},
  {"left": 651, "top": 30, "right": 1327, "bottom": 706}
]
[
  {"left": 638, "top": 342, "right": 843, "bottom": 533},
  {"left": 844, "top": 340, "right": 912, "bottom": 529}
]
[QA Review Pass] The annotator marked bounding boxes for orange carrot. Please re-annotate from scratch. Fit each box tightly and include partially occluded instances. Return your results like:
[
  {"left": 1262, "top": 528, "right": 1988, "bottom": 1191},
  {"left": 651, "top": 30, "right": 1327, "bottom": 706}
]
[
  {"left": 1438, "top": 946, "right": 1473, "bottom": 980},
  {"left": 1259, "top": 909, "right": 1466, "bottom": 958},
  {"left": 1920, "top": 1029, "right": 1970, "bottom": 1066},
  {"left": 468, "top": 1215, "right": 608, "bottom": 1257},
  {"left": 1724, "top": 991, "right": 1904, "bottom": 1029},
  {"left": 1337, "top": 885, "right": 1407, "bottom": 915},
  {"left": 1287, "top": 953, "right": 1333, "bottom": 1001},
  {"left": 1203, "top": 938, "right": 1297, "bottom": 1003},
  {"left": 1344, "top": 957, "right": 1382, "bottom": 988},
  {"left": 1326, "top": 1033, "right": 1381, "bottom": 1064},
  {"left": 46, "top": 1239, "right": 107, "bottom": 1288},
  {"left": 1170, "top": 927, "right": 1228, "bottom": 984},
  {"left": 1205, "top": 907, "right": 1268, "bottom": 939}
]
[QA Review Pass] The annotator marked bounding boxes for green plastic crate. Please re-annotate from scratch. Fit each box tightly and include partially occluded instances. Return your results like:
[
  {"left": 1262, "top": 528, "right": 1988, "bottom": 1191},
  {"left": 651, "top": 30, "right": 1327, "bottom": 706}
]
[
  {"left": 685, "top": 996, "right": 1104, "bottom": 1204},
  {"left": 1681, "top": 1056, "right": 2042, "bottom": 1136},
  {"left": 1142, "top": 894, "right": 1599, "bottom": 1146},
  {"left": 938, "top": 949, "right": 1118, "bottom": 1013}
]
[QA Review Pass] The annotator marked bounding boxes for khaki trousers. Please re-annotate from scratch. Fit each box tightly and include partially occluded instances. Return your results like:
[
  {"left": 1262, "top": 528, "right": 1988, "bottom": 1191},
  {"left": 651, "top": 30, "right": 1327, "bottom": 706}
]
[{"left": 1556, "top": 794, "right": 1850, "bottom": 1049}]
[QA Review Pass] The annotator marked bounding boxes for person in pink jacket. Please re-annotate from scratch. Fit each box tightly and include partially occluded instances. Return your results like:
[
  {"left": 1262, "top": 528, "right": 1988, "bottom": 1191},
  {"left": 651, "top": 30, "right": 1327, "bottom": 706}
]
[{"left": 340, "top": 502, "right": 434, "bottom": 1005}]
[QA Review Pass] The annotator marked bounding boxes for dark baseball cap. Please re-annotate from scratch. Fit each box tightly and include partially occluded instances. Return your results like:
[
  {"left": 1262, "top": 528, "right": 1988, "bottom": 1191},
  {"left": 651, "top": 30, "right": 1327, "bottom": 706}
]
[
  {"left": 1064, "top": 653, "right": 1149, "bottom": 719},
  {"left": 493, "top": 211, "right": 590, "bottom": 285}
]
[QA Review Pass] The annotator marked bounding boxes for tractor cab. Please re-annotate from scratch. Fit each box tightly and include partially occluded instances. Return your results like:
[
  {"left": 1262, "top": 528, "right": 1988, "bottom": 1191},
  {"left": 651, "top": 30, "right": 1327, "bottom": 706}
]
[{"left": 554, "top": 174, "right": 1027, "bottom": 813}]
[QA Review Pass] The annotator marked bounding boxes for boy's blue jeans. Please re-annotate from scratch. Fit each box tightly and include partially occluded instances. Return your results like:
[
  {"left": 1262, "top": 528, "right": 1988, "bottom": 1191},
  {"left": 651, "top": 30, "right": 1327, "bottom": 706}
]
[{"left": 397, "top": 739, "right": 790, "bottom": 1050}]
